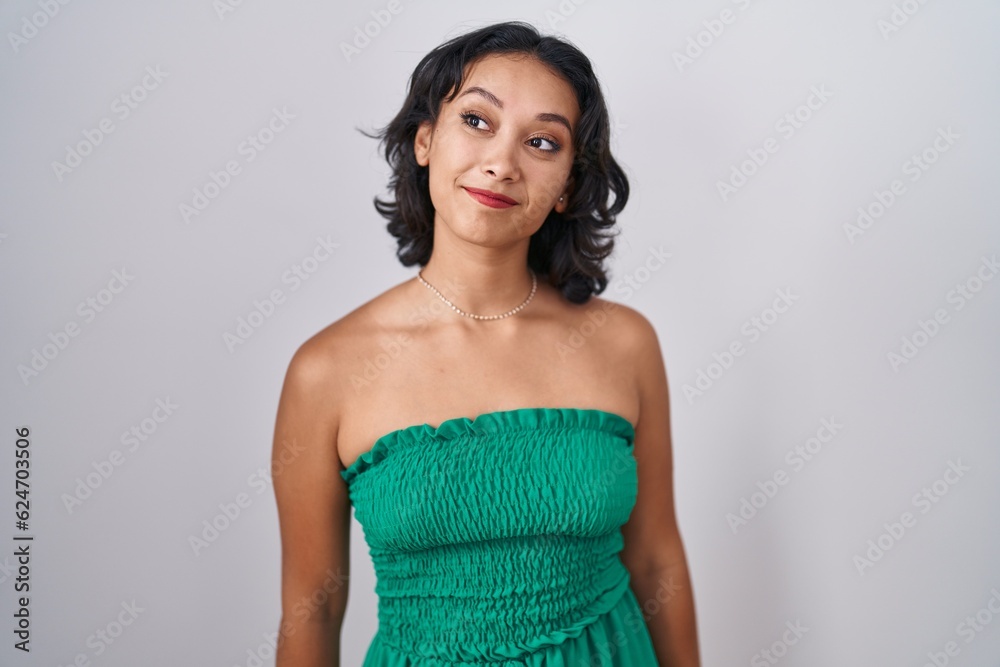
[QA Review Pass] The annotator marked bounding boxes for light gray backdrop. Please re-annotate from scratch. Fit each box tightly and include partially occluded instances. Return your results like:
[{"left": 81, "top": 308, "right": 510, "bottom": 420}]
[{"left": 2, "top": 1, "right": 998, "bottom": 666}]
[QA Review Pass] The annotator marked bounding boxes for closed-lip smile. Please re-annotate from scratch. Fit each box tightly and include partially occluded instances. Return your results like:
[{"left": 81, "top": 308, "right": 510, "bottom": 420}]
[{"left": 463, "top": 186, "right": 519, "bottom": 206}]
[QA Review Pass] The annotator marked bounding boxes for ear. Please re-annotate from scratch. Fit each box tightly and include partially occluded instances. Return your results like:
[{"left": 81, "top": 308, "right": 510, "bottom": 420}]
[
  {"left": 554, "top": 176, "right": 574, "bottom": 214},
  {"left": 414, "top": 120, "right": 434, "bottom": 166}
]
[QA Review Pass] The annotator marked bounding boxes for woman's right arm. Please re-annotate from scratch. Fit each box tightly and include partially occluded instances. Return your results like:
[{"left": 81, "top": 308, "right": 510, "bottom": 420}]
[{"left": 272, "top": 339, "right": 351, "bottom": 666}]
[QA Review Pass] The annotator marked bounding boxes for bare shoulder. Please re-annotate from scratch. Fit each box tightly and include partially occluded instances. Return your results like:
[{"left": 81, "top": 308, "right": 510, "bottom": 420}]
[
  {"left": 286, "top": 284, "right": 401, "bottom": 385},
  {"left": 594, "top": 299, "right": 670, "bottom": 421},
  {"left": 281, "top": 279, "right": 414, "bottom": 420},
  {"left": 555, "top": 295, "right": 665, "bottom": 419},
  {"left": 594, "top": 297, "right": 666, "bottom": 391},
  {"left": 583, "top": 295, "right": 662, "bottom": 359}
]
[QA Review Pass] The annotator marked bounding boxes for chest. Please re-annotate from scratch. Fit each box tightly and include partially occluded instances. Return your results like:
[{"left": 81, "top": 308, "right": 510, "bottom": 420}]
[{"left": 345, "top": 413, "right": 639, "bottom": 551}]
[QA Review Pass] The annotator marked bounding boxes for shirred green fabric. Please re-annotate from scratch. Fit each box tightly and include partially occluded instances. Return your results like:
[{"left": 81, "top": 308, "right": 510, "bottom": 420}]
[{"left": 340, "top": 407, "right": 660, "bottom": 665}]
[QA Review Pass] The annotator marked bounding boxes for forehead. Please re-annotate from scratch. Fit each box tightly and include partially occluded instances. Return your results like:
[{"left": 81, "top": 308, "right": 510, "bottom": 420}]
[{"left": 453, "top": 53, "right": 580, "bottom": 127}]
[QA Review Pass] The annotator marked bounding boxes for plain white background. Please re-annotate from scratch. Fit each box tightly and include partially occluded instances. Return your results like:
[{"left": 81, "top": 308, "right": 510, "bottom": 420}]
[{"left": 2, "top": 1, "right": 999, "bottom": 666}]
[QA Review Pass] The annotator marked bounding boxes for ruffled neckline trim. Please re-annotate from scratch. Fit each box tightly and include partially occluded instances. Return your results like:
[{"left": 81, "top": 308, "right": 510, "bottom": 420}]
[{"left": 340, "top": 407, "right": 635, "bottom": 485}]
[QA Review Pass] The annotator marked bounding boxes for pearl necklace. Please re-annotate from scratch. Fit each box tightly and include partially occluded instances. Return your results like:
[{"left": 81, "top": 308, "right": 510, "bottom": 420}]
[{"left": 416, "top": 269, "right": 537, "bottom": 320}]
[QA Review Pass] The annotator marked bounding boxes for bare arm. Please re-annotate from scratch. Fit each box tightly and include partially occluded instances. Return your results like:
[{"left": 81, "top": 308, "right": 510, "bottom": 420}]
[
  {"left": 618, "top": 309, "right": 701, "bottom": 667},
  {"left": 272, "top": 339, "right": 351, "bottom": 667}
]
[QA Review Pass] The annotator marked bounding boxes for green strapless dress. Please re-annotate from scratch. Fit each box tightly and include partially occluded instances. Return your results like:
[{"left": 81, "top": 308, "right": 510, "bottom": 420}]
[{"left": 340, "top": 407, "right": 660, "bottom": 666}]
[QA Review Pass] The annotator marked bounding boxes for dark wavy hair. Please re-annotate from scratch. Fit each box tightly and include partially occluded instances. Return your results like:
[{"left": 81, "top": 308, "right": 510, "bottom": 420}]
[{"left": 363, "top": 20, "right": 629, "bottom": 304}]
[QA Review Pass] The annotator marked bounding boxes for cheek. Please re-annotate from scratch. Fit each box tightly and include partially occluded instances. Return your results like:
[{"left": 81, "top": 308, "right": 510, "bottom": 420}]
[
  {"left": 448, "top": 134, "right": 482, "bottom": 168},
  {"left": 528, "top": 171, "right": 566, "bottom": 207},
  {"left": 426, "top": 171, "right": 451, "bottom": 212},
  {"left": 429, "top": 132, "right": 477, "bottom": 179}
]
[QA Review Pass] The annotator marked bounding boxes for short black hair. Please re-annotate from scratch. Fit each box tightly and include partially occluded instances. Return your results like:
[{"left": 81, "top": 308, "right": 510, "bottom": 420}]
[{"left": 364, "top": 20, "right": 629, "bottom": 304}]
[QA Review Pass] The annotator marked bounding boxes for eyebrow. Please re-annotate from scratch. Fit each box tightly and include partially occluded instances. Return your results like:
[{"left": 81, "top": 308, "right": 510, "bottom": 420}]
[{"left": 457, "top": 86, "right": 573, "bottom": 135}]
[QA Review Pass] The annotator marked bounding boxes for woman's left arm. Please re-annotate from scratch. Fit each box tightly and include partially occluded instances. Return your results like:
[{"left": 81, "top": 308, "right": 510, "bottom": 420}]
[{"left": 618, "top": 308, "right": 701, "bottom": 667}]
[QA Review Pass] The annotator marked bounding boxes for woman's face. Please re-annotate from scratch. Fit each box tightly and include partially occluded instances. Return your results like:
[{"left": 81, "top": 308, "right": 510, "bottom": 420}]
[{"left": 414, "top": 53, "right": 579, "bottom": 246}]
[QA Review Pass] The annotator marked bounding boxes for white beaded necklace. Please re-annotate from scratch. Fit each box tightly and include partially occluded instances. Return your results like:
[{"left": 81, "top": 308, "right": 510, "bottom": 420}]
[{"left": 416, "top": 269, "right": 538, "bottom": 320}]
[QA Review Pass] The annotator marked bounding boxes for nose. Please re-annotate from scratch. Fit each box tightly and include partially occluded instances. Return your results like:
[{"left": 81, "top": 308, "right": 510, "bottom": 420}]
[{"left": 481, "top": 136, "right": 520, "bottom": 181}]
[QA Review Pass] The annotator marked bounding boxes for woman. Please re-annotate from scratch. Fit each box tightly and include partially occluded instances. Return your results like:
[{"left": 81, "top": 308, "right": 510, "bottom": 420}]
[{"left": 272, "top": 20, "right": 700, "bottom": 666}]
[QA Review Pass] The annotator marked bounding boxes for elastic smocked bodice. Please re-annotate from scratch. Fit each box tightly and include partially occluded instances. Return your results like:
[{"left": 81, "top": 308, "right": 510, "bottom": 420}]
[{"left": 340, "top": 407, "right": 639, "bottom": 664}]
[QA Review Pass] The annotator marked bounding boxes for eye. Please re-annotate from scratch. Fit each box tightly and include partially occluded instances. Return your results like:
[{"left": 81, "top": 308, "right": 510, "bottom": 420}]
[
  {"left": 529, "top": 136, "right": 562, "bottom": 153},
  {"left": 460, "top": 111, "right": 563, "bottom": 154},
  {"left": 460, "top": 111, "right": 490, "bottom": 132}
]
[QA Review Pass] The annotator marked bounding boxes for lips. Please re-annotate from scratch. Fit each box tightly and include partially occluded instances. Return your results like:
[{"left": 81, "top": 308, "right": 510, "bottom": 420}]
[{"left": 463, "top": 186, "right": 518, "bottom": 207}]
